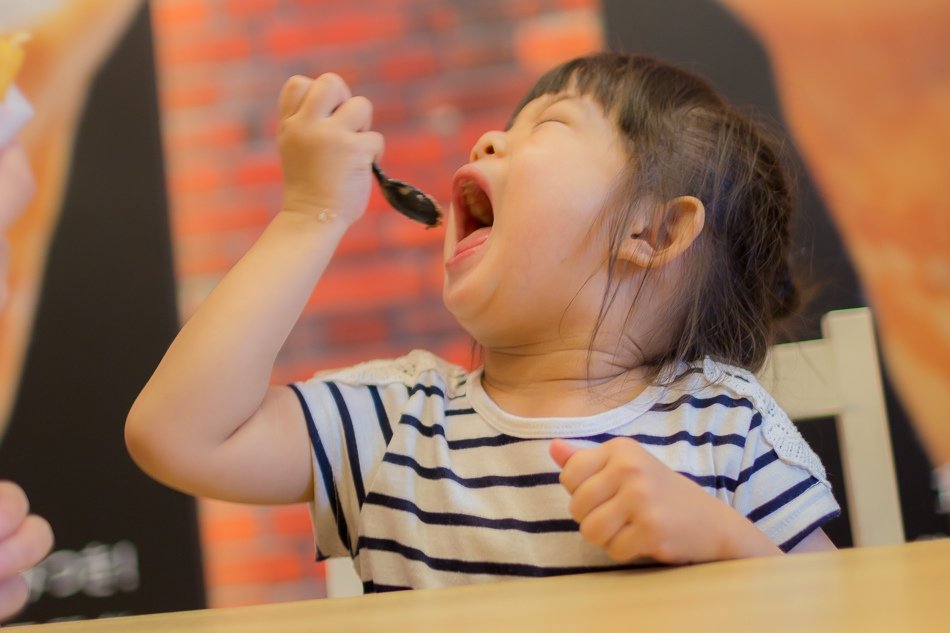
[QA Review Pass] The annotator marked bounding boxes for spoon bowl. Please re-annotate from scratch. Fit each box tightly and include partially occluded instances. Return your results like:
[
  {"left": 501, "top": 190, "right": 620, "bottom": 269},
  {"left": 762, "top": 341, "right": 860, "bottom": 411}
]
[{"left": 372, "top": 162, "right": 442, "bottom": 227}]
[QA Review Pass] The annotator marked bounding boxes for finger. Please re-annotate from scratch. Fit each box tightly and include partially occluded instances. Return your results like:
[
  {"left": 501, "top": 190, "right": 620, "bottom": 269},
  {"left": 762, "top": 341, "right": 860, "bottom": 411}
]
[
  {"left": 0, "top": 482, "right": 29, "bottom": 542},
  {"left": 357, "top": 130, "right": 385, "bottom": 164},
  {"left": 332, "top": 95, "right": 373, "bottom": 132},
  {"left": 578, "top": 497, "right": 629, "bottom": 548},
  {"left": 0, "top": 515, "right": 53, "bottom": 577},
  {"left": 0, "top": 574, "right": 29, "bottom": 621},
  {"left": 604, "top": 522, "right": 647, "bottom": 563},
  {"left": 558, "top": 444, "right": 609, "bottom": 494},
  {"left": 549, "top": 438, "right": 582, "bottom": 469},
  {"left": 298, "top": 72, "right": 352, "bottom": 119},
  {"left": 278, "top": 75, "right": 313, "bottom": 119},
  {"left": 568, "top": 469, "right": 623, "bottom": 523}
]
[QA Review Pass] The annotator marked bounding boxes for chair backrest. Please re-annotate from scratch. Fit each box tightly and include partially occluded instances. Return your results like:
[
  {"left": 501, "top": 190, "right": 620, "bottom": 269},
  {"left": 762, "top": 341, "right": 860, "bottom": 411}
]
[{"left": 757, "top": 307, "right": 904, "bottom": 547}]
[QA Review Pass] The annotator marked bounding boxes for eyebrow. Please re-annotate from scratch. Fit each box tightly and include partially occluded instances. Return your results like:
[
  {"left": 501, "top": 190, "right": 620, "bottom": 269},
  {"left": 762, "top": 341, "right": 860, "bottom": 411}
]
[{"left": 537, "top": 93, "right": 581, "bottom": 111}]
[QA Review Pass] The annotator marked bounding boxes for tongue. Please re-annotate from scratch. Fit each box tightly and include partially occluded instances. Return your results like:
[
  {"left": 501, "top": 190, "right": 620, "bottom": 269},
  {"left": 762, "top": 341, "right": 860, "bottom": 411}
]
[{"left": 454, "top": 226, "right": 492, "bottom": 257}]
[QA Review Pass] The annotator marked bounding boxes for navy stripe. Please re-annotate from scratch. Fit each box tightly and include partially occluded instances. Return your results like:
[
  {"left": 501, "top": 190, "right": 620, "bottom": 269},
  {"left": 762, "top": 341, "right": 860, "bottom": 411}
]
[
  {"left": 327, "top": 382, "right": 366, "bottom": 508},
  {"left": 747, "top": 476, "right": 820, "bottom": 523},
  {"left": 368, "top": 385, "right": 393, "bottom": 445},
  {"left": 408, "top": 383, "right": 445, "bottom": 398},
  {"left": 736, "top": 450, "right": 781, "bottom": 487},
  {"left": 363, "top": 581, "right": 410, "bottom": 594},
  {"left": 383, "top": 452, "right": 560, "bottom": 489},
  {"left": 288, "top": 384, "right": 352, "bottom": 554},
  {"left": 366, "top": 492, "right": 577, "bottom": 533},
  {"left": 446, "top": 408, "right": 476, "bottom": 416},
  {"left": 779, "top": 510, "right": 841, "bottom": 552},
  {"left": 650, "top": 393, "right": 755, "bottom": 413},
  {"left": 357, "top": 537, "right": 644, "bottom": 578},
  {"left": 748, "top": 412, "right": 762, "bottom": 433},
  {"left": 401, "top": 415, "right": 747, "bottom": 451},
  {"left": 398, "top": 414, "right": 523, "bottom": 449},
  {"left": 564, "top": 430, "right": 747, "bottom": 449},
  {"left": 681, "top": 449, "right": 780, "bottom": 492},
  {"left": 399, "top": 414, "right": 448, "bottom": 439},
  {"left": 449, "top": 434, "right": 523, "bottom": 449},
  {"left": 632, "top": 429, "right": 746, "bottom": 449}
]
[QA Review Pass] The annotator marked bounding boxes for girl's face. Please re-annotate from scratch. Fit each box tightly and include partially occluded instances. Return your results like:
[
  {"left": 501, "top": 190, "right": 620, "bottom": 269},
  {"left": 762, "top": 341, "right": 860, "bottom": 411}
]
[{"left": 443, "top": 91, "right": 628, "bottom": 347}]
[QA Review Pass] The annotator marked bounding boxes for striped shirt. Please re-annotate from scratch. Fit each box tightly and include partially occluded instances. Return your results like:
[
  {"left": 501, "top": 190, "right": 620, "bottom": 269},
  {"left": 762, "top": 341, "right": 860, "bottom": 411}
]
[{"left": 291, "top": 350, "right": 840, "bottom": 592}]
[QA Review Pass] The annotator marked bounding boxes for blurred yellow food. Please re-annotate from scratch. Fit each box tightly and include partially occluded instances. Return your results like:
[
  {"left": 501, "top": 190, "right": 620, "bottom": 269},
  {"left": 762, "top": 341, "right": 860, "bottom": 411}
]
[{"left": 0, "top": 33, "right": 30, "bottom": 100}]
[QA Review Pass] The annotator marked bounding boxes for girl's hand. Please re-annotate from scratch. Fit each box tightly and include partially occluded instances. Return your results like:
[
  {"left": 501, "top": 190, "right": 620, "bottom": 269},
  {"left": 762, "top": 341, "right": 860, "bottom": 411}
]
[
  {"left": 550, "top": 437, "right": 777, "bottom": 564},
  {"left": 277, "top": 73, "right": 384, "bottom": 226}
]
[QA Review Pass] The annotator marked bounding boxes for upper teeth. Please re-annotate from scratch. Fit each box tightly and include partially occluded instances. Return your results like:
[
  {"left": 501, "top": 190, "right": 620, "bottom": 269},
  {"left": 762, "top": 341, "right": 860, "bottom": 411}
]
[{"left": 463, "top": 182, "right": 492, "bottom": 224}]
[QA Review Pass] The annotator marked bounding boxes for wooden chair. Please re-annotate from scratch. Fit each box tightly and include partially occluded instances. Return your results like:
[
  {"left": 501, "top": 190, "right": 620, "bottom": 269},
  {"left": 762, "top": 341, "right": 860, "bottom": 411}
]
[{"left": 757, "top": 307, "right": 905, "bottom": 546}]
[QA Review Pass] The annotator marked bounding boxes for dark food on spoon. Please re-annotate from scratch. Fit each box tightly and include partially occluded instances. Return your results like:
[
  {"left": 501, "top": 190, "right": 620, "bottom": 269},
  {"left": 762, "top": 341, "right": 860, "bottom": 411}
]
[{"left": 372, "top": 162, "right": 442, "bottom": 227}]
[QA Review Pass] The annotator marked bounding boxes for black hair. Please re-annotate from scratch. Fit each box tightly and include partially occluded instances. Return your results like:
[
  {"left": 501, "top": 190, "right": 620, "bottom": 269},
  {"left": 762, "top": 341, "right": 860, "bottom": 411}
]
[{"left": 512, "top": 53, "right": 800, "bottom": 375}]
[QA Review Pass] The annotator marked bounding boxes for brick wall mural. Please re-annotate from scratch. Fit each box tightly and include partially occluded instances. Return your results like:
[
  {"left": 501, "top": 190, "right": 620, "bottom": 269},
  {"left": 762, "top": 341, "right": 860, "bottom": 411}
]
[{"left": 151, "top": 0, "right": 603, "bottom": 607}]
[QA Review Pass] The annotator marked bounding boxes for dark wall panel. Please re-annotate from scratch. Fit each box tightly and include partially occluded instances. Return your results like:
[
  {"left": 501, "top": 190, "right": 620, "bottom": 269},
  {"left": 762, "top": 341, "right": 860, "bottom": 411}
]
[{"left": 0, "top": 6, "right": 205, "bottom": 623}]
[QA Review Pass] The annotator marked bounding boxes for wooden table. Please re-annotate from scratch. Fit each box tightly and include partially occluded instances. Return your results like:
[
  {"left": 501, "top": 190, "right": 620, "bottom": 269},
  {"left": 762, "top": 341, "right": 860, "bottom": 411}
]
[{"left": 15, "top": 539, "right": 950, "bottom": 632}]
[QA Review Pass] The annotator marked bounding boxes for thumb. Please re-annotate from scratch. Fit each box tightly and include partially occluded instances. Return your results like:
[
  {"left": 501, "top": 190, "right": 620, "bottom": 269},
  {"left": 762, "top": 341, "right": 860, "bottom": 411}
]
[{"left": 549, "top": 438, "right": 582, "bottom": 469}]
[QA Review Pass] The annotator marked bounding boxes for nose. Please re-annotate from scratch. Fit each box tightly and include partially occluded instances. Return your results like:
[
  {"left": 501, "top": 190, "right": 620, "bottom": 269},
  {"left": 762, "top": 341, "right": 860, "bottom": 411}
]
[{"left": 469, "top": 130, "right": 506, "bottom": 162}]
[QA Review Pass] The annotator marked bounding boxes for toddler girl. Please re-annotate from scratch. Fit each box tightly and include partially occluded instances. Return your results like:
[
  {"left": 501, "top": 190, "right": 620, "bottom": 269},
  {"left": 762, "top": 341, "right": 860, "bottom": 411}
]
[{"left": 127, "top": 53, "right": 839, "bottom": 592}]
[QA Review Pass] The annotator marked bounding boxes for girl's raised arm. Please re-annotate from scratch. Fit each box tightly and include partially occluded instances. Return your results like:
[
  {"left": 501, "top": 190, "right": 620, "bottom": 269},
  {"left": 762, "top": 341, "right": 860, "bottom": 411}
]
[{"left": 125, "top": 73, "right": 383, "bottom": 505}]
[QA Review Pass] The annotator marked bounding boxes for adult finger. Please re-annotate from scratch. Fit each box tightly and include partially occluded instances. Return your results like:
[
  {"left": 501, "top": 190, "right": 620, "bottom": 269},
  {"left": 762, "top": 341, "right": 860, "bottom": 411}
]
[
  {"left": 278, "top": 75, "right": 312, "bottom": 118},
  {"left": 0, "top": 574, "right": 29, "bottom": 622},
  {"left": 0, "top": 482, "right": 28, "bottom": 542},
  {"left": 0, "top": 515, "right": 53, "bottom": 577},
  {"left": 557, "top": 444, "right": 609, "bottom": 494},
  {"left": 297, "top": 72, "right": 352, "bottom": 120}
]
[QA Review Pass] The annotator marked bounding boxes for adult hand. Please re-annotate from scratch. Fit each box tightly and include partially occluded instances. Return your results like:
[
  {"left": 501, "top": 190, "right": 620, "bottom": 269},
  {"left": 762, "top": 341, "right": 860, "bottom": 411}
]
[{"left": 0, "top": 481, "right": 53, "bottom": 621}]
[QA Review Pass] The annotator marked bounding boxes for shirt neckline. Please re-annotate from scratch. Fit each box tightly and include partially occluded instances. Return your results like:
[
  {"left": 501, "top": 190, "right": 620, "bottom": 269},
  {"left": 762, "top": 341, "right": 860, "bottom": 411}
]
[{"left": 465, "top": 367, "right": 669, "bottom": 438}]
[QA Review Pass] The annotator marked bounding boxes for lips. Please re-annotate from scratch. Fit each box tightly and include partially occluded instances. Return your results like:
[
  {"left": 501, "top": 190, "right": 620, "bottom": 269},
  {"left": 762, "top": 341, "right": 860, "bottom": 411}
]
[
  {"left": 449, "top": 166, "right": 494, "bottom": 262},
  {"left": 452, "top": 226, "right": 491, "bottom": 259}
]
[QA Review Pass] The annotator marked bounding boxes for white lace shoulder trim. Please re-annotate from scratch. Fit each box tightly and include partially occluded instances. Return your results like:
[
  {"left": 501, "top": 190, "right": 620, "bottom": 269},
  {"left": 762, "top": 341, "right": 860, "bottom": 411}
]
[
  {"left": 701, "top": 357, "right": 830, "bottom": 486},
  {"left": 308, "top": 349, "right": 464, "bottom": 391}
]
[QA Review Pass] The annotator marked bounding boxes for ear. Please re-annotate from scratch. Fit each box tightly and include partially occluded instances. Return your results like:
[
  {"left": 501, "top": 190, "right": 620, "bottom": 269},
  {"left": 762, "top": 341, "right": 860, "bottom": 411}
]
[{"left": 618, "top": 196, "right": 705, "bottom": 268}]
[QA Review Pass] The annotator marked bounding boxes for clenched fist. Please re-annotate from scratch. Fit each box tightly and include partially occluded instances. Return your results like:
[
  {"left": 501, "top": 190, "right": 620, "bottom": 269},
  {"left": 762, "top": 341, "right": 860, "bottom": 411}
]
[
  {"left": 277, "top": 73, "right": 384, "bottom": 226},
  {"left": 550, "top": 437, "right": 778, "bottom": 564}
]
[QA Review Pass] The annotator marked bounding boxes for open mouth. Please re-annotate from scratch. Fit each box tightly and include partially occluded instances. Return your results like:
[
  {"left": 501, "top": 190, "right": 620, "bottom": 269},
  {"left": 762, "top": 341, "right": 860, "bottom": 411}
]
[{"left": 452, "top": 174, "right": 494, "bottom": 245}]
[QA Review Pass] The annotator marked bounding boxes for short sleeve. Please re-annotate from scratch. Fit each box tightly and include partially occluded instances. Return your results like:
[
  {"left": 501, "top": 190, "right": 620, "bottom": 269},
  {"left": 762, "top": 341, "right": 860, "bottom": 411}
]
[
  {"left": 731, "top": 408, "right": 841, "bottom": 551},
  {"left": 290, "top": 350, "right": 460, "bottom": 560}
]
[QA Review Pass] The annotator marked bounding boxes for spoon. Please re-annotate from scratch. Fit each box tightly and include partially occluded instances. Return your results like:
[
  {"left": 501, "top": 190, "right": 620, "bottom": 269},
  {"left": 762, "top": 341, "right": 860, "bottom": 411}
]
[{"left": 371, "top": 162, "right": 442, "bottom": 227}]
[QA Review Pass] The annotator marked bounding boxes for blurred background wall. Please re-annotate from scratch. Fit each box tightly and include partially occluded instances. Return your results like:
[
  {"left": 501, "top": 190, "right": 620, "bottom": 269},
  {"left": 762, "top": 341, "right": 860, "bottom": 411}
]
[{"left": 149, "top": 0, "right": 603, "bottom": 607}]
